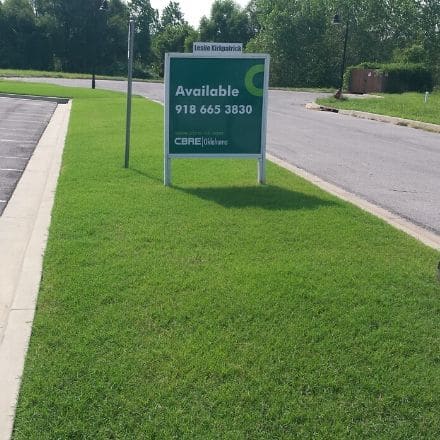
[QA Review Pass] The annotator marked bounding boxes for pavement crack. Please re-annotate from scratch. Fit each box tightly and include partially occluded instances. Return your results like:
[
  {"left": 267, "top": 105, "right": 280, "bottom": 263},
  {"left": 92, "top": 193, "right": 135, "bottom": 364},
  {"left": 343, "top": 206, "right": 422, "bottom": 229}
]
[{"left": 391, "top": 189, "right": 418, "bottom": 194}]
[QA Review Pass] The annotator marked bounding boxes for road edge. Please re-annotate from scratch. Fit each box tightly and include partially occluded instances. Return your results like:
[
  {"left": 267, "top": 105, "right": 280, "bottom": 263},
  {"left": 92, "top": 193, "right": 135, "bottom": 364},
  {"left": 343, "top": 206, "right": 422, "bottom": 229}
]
[
  {"left": 306, "top": 102, "right": 440, "bottom": 134},
  {"left": 0, "top": 101, "right": 71, "bottom": 440},
  {"left": 268, "top": 153, "right": 440, "bottom": 251}
]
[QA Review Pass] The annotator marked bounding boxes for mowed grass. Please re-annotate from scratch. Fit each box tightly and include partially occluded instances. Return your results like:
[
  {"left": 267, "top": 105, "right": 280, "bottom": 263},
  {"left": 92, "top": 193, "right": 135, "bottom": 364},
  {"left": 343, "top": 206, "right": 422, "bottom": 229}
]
[
  {"left": 1, "top": 80, "right": 439, "bottom": 439},
  {"left": 317, "top": 92, "right": 440, "bottom": 125},
  {"left": 0, "top": 68, "right": 162, "bottom": 82}
]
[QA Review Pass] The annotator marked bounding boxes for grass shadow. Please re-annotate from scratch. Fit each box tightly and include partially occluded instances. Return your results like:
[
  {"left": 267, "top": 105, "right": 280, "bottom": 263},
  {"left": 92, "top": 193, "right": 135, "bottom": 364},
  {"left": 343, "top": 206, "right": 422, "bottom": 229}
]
[
  {"left": 178, "top": 185, "right": 338, "bottom": 211},
  {"left": 129, "top": 167, "right": 163, "bottom": 184}
]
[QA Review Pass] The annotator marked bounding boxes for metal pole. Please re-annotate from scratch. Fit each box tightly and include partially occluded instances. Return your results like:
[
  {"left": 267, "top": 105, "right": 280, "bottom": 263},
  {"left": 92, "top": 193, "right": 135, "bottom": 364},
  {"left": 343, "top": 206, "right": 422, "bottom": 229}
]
[
  {"left": 164, "top": 155, "right": 171, "bottom": 186},
  {"left": 125, "top": 19, "right": 135, "bottom": 168},
  {"left": 336, "top": 18, "right": 349, "bottom": 98},
  {"left": 92, "top": 8, "right": 97, "bottom": 89},
  {"left": 258, "top": 158, "right": 266, "bottom": 184},
  {"left": 164, "top": 53, "right": 171, "bottom": 186}
]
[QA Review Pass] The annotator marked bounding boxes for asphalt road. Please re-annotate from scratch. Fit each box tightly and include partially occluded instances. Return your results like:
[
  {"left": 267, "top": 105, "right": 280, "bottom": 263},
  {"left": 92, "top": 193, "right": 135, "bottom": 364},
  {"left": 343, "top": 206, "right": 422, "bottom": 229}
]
[
  {"left": 0, "top": 96, "right": 57, "bottom": 215},
  {"left": 10, "top": 77, "right": 440, "bottom": 234}
]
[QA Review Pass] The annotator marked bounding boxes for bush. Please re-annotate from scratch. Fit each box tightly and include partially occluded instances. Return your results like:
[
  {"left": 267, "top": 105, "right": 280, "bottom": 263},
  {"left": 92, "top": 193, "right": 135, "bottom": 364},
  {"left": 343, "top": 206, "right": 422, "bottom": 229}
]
[
  {"left": 344, "top": 62, "right": 434, "bottom": 93},
  {"left": 392, "top": 44, "right": 427, "bottom": 64}
]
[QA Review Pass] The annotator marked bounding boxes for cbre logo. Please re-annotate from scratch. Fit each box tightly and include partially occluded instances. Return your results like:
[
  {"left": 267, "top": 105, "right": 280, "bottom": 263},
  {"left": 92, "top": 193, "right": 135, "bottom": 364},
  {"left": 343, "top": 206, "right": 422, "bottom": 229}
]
[
  {"left": 245, "top": 64, "right": 265, "bottom": 97},
  {"left": 175, "top": 137, "right": 202, "bottom": 146}
]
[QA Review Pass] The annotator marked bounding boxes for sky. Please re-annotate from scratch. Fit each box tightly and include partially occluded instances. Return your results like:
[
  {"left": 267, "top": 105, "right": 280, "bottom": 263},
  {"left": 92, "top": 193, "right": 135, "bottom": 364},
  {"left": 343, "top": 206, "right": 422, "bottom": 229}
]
[{"left": 150, "top": 0, "right": 249, "bottom": 28}]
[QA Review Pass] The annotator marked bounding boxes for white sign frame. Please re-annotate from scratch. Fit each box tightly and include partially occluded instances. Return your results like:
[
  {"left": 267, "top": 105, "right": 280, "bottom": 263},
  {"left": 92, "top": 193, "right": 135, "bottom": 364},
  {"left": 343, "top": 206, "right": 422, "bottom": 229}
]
[{"left": 164, "top": 53, "right": 270, "bottom": 186}]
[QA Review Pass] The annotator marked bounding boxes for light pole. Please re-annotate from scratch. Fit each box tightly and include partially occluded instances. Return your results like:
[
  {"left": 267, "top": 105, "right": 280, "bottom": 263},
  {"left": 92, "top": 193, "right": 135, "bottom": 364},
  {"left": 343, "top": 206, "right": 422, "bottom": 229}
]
[
  {"left": 91, "top": 0, "right": 109, "bottom": 89},
  {"left": 332, "top": 12, "right": 350, "bottom": 99}
]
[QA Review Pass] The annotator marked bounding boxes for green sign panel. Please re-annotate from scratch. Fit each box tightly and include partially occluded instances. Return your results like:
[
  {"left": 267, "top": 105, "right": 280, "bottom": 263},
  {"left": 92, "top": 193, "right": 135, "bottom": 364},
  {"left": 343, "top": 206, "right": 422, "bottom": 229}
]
[
  {"left": 164, "top": 53, "right": 270, "bottom": 185},
  {"left": 166, "top": 55, "right": 268, "bottom": 155}
]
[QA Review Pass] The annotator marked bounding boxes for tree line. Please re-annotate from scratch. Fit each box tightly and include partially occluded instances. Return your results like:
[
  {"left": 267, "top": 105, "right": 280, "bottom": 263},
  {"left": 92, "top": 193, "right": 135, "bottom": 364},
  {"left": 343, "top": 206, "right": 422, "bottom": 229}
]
[{"left": 0, "top": 0, "right": 438, "bottom": 87}]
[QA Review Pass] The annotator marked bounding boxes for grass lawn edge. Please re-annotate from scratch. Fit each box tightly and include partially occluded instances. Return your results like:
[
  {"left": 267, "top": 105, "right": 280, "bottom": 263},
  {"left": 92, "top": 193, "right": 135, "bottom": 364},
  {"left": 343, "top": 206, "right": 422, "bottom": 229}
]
[{"left": 1, "top": 80, "right": 439, "bottom": 439}]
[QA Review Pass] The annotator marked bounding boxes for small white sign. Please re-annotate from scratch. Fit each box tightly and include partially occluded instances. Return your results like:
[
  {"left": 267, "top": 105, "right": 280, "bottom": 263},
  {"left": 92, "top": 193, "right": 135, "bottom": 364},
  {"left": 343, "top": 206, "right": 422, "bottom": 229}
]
[{"left": 193, "top": 42, "right": 243, "bottom": 56}]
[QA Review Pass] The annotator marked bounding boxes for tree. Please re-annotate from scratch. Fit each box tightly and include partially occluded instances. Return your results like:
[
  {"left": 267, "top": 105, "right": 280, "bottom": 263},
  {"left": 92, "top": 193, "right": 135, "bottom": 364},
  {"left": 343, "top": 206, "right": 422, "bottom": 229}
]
[
  {"left": 160, "top": 1, "right": 184, "bottom": 28},
  {"left": 100, "top": 0, "right": 130, "bottom": 75},
  {"left": 199, "top": 0, "right": 254, "bottom": 44},
  {"left": 246, "top": 0, "right": 435, "bottom": 88},
  {"left": 151, "top": 1, "right": 195, "bottom": 75},
  {"left": 129, "top": 0, "right": 158, "bottom": 66},
  {"left": 246, "top": 0, "right": 340, "bottom": 87},
  {"left": 0, "top": 0, "right": 51, "bottom": 69},
  {"left": 420, "top": 0, "right": 440, "bottom": 83},
  {"left": 0, "top": 0, "right": 437, "bottom": 86}
]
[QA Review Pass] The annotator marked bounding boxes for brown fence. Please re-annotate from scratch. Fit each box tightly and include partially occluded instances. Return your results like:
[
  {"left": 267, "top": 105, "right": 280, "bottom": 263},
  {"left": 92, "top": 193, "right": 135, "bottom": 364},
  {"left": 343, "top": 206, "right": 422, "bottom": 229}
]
[{"left": 349, "top": 69, "right": 387, "bottom": 94}]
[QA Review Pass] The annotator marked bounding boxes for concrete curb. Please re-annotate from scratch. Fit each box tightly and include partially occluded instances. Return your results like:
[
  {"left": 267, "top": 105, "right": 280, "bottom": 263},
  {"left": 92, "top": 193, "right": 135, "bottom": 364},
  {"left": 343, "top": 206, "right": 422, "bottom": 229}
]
[
  {"left": 0, "top": 92, "right": 69, "bottom": 104},
  {"left": 307, "top": 102, "right": 440, "bottom": 134},
  {"left": 0, "top": 101, "right": 71, "bottom": 440},
  {"left": 268, "top": 153, "right": 440, "bottom": 251}
]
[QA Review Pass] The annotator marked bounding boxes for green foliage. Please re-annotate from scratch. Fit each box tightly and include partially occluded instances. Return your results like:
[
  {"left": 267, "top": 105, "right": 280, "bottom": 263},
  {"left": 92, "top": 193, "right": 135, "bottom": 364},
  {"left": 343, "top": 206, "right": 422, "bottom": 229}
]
[
  {"left": 0, "top": 0, "right": 50, "bottom": 69},
  {"left": 129, "top": 0, "right": 158, "bottom": 65},
  {"left": 0, "top": 0, "right": 438, "bottom": 87},
  {"left": 160, "top": 1, "right": 184, "bottom": 28},
  {"left": 344, "top": 63, "right": 434, "bottom": 93},
  {"left": 383, "top": 63, "right": 434, "bottom": 93},
  {"left": 248, "top": 0, "right": 440, "bottom": 88},
  {"left": 246, "top": 0, "right": 339, "bottom": 87},
  {"left": 420, "top": 0, "right": 440, "bottom": 84},
  {"left": 392, "top": 44, "right": 427, "bottom": 64},
  {"left": 0, "top": 0, "right": 158, "bottom": 77},
  {"left": 199, "top": 0, "right": 254, "bottom": 44},
  {"left": 152, "top": 23, "right": 195, "bottom": 75},
  {"left": 151, "top": 1, "right": 196, "bottom": 76}
]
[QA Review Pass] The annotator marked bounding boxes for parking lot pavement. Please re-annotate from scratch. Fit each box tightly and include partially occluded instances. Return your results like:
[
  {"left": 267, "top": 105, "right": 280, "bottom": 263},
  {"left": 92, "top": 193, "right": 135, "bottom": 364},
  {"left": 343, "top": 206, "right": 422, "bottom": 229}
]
[{"left": 0, "top": 97, "right": 57, "bottom": 215}]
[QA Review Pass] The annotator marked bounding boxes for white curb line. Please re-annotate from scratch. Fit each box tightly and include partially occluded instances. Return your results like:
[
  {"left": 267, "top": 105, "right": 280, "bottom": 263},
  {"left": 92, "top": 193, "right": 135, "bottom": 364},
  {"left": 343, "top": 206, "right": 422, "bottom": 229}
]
[{"left": 0, "top": 101, "right": 71, "bottom": 440}]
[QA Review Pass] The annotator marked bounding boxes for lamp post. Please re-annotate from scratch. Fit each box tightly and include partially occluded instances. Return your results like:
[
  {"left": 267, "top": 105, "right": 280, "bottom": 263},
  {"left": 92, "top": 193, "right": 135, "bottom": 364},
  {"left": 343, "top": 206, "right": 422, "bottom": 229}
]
[
  {"left": 91, "top": 0, "right": 109, "bottom": 89},
  {"left": 332, "top": 12, "right": 350, "bottom": 99}
]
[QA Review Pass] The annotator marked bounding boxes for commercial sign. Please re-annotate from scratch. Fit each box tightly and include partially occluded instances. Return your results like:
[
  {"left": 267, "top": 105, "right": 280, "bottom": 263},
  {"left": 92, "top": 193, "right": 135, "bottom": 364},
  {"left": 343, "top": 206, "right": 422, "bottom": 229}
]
[{"left": 164, "top": 53, "right": 270, "bottom": 185}]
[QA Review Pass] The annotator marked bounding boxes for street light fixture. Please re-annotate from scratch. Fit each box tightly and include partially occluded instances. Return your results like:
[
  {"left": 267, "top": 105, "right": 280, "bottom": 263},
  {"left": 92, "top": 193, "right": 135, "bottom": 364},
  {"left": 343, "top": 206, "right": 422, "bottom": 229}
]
[
  {"left": 91, "top": 0, "right": 109, "bottom": 89},
  {"left": 99, "top": 0, "right": 109, "bottom": 11},
  {"left": 332, "top": 12, "right": 350, "bottom": 99}
]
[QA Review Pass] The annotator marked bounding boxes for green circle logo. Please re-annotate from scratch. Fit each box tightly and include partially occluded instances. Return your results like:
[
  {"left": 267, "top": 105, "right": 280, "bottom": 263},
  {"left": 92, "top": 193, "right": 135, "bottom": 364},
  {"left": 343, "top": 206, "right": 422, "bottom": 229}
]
[{"left": 245, "top": 64, "right": 264, "bottom": 97}]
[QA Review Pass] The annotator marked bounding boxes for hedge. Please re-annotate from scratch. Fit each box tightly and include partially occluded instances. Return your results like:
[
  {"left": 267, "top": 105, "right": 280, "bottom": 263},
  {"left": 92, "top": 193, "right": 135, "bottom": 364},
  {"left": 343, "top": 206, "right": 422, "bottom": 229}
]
[{"left": 343, "top": 63, "right": 434, "bottom": 93}]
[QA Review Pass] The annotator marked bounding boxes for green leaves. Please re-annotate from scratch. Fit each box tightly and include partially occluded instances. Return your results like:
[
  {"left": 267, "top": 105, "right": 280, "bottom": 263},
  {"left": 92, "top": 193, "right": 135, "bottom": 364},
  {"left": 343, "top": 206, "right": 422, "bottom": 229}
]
[
  {"left": 199, "top": 0, "right": 254, "bottom": 44},
  {"left": 247, "top": 0, "right": 439, "bottom": 88}
]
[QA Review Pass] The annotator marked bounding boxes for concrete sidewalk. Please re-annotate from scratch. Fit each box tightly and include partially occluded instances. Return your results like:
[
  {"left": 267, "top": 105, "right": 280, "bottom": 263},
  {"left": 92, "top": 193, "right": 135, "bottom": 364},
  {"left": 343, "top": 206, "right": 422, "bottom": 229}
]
[{"left": 0, "top": 99, "right": 71, "bottom": 440}]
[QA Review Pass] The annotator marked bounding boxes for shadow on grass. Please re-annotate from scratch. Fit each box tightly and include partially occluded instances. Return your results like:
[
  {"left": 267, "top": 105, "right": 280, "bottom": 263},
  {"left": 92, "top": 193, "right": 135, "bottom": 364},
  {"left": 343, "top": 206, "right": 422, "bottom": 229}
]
[
  {"left": 178, "top": 185, "right": 337, "bottom": 211},
  {"left": 130, "top": 167, "right": 163, "bottom": 184}
]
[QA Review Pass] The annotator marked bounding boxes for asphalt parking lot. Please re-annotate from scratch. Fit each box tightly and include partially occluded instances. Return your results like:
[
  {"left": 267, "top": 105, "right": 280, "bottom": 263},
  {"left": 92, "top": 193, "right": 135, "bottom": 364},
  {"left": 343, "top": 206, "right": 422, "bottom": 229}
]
[{"left": 0, "top": 96, "right": 57, "bottom": 215}]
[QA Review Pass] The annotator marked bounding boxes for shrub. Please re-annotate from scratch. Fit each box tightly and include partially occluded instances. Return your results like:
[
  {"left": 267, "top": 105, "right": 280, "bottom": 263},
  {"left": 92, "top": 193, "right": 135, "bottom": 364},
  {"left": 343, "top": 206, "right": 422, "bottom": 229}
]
[{"left": 344, "top": 62, "right": 433, "bottom": 93}]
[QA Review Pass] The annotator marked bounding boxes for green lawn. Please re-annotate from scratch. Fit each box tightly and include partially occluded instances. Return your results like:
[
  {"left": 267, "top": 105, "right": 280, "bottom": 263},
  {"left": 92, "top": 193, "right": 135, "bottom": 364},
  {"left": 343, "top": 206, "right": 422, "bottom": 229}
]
[
  {"left": 1, "top": 80, "right": 439, "bottom": 439},
  {"left": 0, "top": 68, "right": 332, "bottom": 92},
  {"left": 317, "top": 92, "right": 440, "bottom": 125},
  {"left": 0, "top": 68, "right": 162, "bottom": 83}
]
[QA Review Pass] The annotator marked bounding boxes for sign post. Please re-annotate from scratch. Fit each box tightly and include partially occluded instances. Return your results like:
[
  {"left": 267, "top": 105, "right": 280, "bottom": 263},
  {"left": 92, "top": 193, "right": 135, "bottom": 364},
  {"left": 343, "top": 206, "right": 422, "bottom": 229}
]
[
  {"left": 164, "top": 52, "right": 270, "bottom": 186},
  {"left": 124, "top": 19, "right": 135, "bottom": 169}
]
